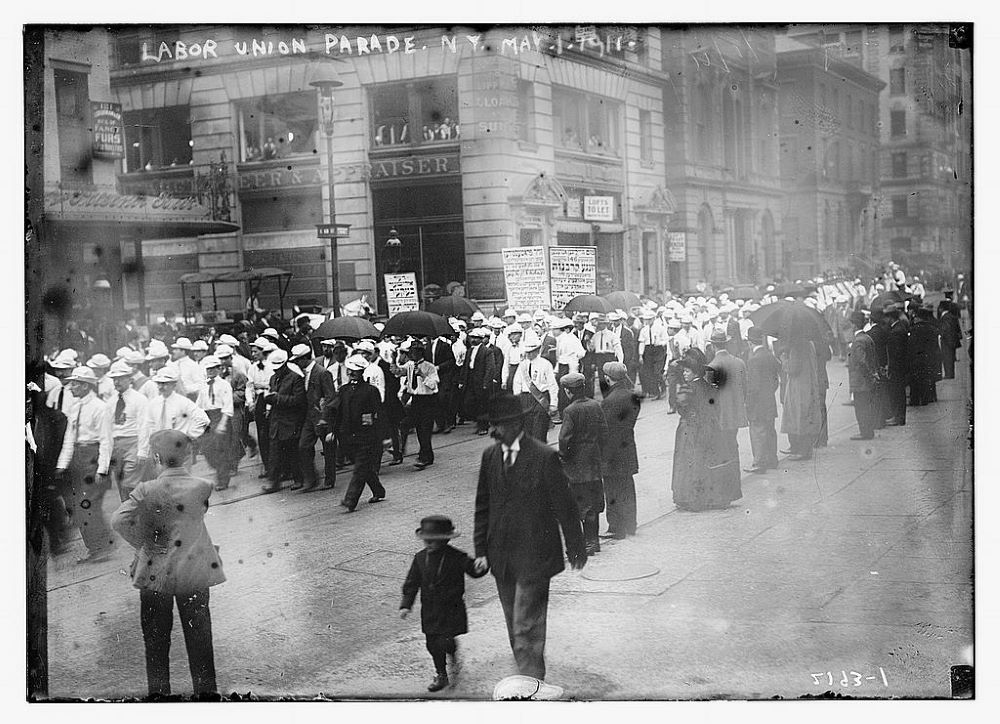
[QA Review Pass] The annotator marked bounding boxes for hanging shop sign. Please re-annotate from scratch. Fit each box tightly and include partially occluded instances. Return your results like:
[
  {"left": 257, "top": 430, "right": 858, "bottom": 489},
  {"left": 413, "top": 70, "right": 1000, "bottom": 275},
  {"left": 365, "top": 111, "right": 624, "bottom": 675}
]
[
  {"left": 91, "top": 102, "right": 125, "bottom": 159},
  {"left": 583, "top": 195, "right": 615, "bottom": 222},
  {"left": 668, "top": 232, "right": 686, "bottom": 262}
]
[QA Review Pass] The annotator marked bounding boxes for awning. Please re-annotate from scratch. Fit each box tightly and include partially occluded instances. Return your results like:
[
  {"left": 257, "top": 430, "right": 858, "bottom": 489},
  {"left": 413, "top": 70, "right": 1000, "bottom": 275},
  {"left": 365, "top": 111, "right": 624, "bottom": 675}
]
[{"left": 42, "top": 189, "right": 240, "bottom": 237}]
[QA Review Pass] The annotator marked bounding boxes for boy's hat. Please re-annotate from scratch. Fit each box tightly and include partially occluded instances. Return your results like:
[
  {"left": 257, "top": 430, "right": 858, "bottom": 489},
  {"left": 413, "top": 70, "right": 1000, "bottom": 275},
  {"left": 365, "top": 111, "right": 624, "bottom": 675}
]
[{"left": 416, "top": 515, "right": 460, "bottom": 540}]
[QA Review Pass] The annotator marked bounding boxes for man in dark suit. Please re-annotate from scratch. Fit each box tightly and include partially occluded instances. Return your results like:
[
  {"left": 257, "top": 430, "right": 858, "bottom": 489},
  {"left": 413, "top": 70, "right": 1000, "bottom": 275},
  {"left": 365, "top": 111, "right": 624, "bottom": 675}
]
[
  {"left": 339, "top": 355, "right": 387, "bottom": 512},
  {"left": 847, "top": 311, "right": 878, "bottom": 440},
  {"left": 261, "top": 350, "right": 307, "bottom": 493},
  {"left": 609, "top": 311, "right": 639, "bottom": 385},
  {"left": 866, "top": 309, "right": 890, "bottom": 429},
  {"left": 938, "top": 300, "right": 962, "bottom": 379},
  {"left": 428, "top": 334, "right": 458, "bottom": 434},
  {"left": 884, "top": 303, "right": 910, "bottom": 426},
  {"left": 460, "top": 328, "right": 502, "bottom": 435},
  {"left": 908, "top": 304, "right": 942, "bottom": 405},
  {"left": 558, "top": 372, "right": 609, "bottom": 555},
  {"left": 598, "top": 362, "right": 640, "bottom": 539},
  {"left": 474, "top": 393, "right": 586, "bottom": 682},
  {"left": 291, "top": 344, "right": 338, "bottom": 491},
  {"left": 744, "top": 325, "right": 781, "bottom": 473}
]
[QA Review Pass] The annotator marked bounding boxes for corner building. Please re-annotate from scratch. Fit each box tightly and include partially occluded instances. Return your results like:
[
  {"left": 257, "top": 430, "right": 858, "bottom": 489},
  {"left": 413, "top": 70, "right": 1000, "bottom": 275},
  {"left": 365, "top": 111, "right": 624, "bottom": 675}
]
[{"left": 110, "top": 25, "right": 672, "bottom": 314}]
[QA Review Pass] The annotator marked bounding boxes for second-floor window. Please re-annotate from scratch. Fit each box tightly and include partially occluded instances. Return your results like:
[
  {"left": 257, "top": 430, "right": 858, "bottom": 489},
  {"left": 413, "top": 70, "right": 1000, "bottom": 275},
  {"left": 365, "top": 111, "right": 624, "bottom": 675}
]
[
  {"left": 890, "top": 109, "right": 907, "bottom": 137},
  {"left": 892, "top": 196, "right": 908, "bottom": 219},
  {"left": 892, "top": 152, "right": 907, "bottom": 177},
  {"left": 639, "top": 109, "right": 653, "bottom": 163},
  {"left": 889, "top": 25, "right": 905, "bottom": 53},
  {"left": 890, "top": 68, "right": 906, "bottom": 95},
  {"left": 553, "top": 87, "right": 621, "bottom": 156},
  {"left": 54, "top": 67, "right": 92, "bottom": 185},
  {"left": 123, "top": 105, "right": 192, "bottom": 172},
  {"left": 237, "top": 92, "right": 317, "bottom": 163},
  {"left": 370, "top": 78, "right": 459, "bottom": 148}
]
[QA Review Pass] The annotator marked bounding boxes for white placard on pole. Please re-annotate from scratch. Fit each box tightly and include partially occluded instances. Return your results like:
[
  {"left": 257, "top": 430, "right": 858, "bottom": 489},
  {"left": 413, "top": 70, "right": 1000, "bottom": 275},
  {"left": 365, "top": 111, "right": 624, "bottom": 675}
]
[
  {"left": 384, "top": 272, "right": 419, "bottom": 316},
  {"left": 502, "top": 246, "right": 550, "bottom": 312},
  {"left": 548, "top": 246, "right": 597, "bottom": 311},
  {"left": 668, "top": 232, "right": 686, "bottom": 262}
]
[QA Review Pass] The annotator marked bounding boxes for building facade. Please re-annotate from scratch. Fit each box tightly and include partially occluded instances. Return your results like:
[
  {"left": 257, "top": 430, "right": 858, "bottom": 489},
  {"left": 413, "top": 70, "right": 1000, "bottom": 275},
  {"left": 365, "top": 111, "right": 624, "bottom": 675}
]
[
  {"left": 785, "top": 23, "right": 972, "bottom": 273},
  {"left": 659, "top": 27, "right": 784, "bottom": 290},
  {"left": 108, "top": 25, "right": 673, "bottom": 316},
  {"left": 775, "top": 36, "right": 885, "bottom": 278}
]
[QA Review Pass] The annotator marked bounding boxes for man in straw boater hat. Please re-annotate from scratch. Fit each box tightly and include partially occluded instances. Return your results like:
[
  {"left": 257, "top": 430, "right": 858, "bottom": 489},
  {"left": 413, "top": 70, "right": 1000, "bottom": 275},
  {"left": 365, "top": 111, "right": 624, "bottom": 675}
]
[
  {"left": 474, "top": 392, "right": 586, "bottom": 685},
  {"left": 105, "top": 360, "right": 149, "bottom": 503},
  {"left": 54, "top": 366, "right": 118, "bottom": 563},
  {"left": 400, "top": 515, "right": 488, "bottom": 693},
  {"left": 511, "top": 329, "right": 559, "bottom": 443},
  {"left": 338, "top": 353, "right": 387, "bottom": 512}
]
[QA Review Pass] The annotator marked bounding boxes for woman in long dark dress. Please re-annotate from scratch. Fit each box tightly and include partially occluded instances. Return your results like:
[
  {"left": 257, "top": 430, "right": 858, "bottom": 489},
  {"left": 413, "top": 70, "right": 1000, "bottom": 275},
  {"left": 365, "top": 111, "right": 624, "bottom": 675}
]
[{"left": 671, "top": 356, "right": 743, "bottom": 511}]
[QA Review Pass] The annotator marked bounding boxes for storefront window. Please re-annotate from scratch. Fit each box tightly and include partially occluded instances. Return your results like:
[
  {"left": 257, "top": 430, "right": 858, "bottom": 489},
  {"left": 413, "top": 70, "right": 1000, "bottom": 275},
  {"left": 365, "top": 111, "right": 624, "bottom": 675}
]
[
  {"left": 370, "top": 78, "right": 459, "bottom": 148},
  {"left": 54, "top": 68, "right": 92, "bottom": 185},
  {"left": 553, "top": 87, "right": 621, "bottom": 156},
  {"left": 237, "top": 92, "right": 317, "bottom": 163},
  {"left": 123, "top": 105, "right": 192, "bottom": 172}
]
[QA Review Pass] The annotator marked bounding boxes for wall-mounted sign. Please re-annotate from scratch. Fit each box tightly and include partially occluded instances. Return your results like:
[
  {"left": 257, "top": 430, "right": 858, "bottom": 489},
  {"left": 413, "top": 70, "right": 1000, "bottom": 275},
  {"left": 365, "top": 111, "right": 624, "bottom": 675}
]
[
  {"left": 369, "top": 153, "right": 461, "bottom": 182},
  {"left": 384, "top": 272, "right": 419, "bottom": 316},
  {"left": 466, "top": 269, "right": 507, "bottom": 300},
  {"left": 548, "top": 246, "right": 597, "bottom": 310},
  {"left": 584, "top": 196, "right": 615, "bottom": 222},
  {"left": 502, "top": 246, "right": 550, "bottom": 311},
  {"left": 668, "top": 232, "right": 686, "bottom": 262},
  {"left": 91, "top": 102, "right": 125, "bottom": 159}
]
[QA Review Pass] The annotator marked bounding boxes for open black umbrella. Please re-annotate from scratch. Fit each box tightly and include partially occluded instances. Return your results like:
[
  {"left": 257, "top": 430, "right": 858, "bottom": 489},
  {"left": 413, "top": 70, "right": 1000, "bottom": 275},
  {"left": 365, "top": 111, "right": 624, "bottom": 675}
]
[
  {"left": 750, "top": 300, "right": 831, "bottom": 342},
  {"left": 773, "top": 282, "right": 810, "bottom": 298},
  {"left": 562, "top": 295, "right": 615, "bottom": 314},
  {"left": 381, "top": 310, "right": 453, "bottom": 339},
  {"left": 427, "top": 295, "right": 481, "bottom": 317},
  {"left": 312, "top": 316, "right": 380, "bottom": 342},
  {"left": 602, "top": 291, "right": 641, "bottom": 310}
]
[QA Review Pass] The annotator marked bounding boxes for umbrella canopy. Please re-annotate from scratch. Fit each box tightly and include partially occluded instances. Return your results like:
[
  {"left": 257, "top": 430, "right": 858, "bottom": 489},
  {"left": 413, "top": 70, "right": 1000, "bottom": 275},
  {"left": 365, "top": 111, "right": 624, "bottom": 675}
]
[
  {"left": 381, "top": 310, "right": 454, "bottom": 339},
  {"left": 602, "top": 291, "right": 641, "bottom": 310},
  {"left": 312, "top": 316, "right": 380, "bottom": 342},
  {"left": 561, "top": 295, "right": 615, "bottom": 314},
  {"left": 726, "top": 285, "right": 762, "bottom": 301},
  {"left": 750, "top": 300, "right": 831, "bottom": 342},
  {"left": 773, "top": 282, "right": 811, "bottom": 298},
  {"left": 427, "top": 295, "right": 481, "bottom": 317},
  {"left": 870, "top": 290, "right": 914, "bottom": 312}
]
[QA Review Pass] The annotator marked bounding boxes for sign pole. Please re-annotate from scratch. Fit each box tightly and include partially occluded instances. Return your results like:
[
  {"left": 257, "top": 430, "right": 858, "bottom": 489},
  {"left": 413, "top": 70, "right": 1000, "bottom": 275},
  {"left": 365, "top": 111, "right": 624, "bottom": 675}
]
[{"left": 419, "top": 226, "right": 426, "bottom": 306}]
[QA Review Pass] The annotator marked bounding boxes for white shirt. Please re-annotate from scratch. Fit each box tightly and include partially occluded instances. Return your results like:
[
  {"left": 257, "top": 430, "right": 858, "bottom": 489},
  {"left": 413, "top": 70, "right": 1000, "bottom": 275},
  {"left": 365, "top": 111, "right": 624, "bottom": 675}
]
[
  {"left": 46, "top": 382, "right": 76, "bottom": 415},
  {"left": 554, "top": 332, "right": 586, "bottom": 370},
  {"left": 138, "top": 377, "right": 160, "bottom": 401},
  {"left": 96, "top": 376, "right": 115, "bottom": 401},
  {"left": 500, "top": 431, "right": 525, "bottom": 468},
  {"left": 588, "top": 329, "right": 624, "bottom": 362},
  {"left": 139, "top": 392, "right": 211, "bottom": 458},
  {"left": 196, "top": 375, "right": 234, "bottom": 417},
  {"left": 452, "top": 337, "right": 467, "bottom": 367},
  {"left": 502, "top": 343, "right": 524, "bottom": 386},
  {"left": 57, "top": 391, "right": 112, "bottom": 473},
  {"left": 247, "top": 359, "right": 275, "bottom": 406},
  {"left": 512, "top": 356, "right": 559, "bottom": 409},
  {"left": 176, "top": 355, "right": 206, "bottom": 397},
  {"left": 105, "top": 387, "right": 149, "bottom": 440},
  {"left": 397, "top": 359, "right": 439, "bottom": 396},
  {"left": 230, "top": 353, "right": 252, "bottom": 379},
  {"left": 637, "top": 321, "right": 670, "bottom": 353},
  {"left": 363, "top": 361, "right": 386, "bottom": 402}
]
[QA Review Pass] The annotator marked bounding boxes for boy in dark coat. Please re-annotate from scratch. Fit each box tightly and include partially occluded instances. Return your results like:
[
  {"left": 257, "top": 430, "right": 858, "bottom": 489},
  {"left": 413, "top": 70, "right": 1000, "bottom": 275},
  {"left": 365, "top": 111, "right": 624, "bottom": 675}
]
[{"left": 401, "top": 515, "right": 487, "bottom": 692}]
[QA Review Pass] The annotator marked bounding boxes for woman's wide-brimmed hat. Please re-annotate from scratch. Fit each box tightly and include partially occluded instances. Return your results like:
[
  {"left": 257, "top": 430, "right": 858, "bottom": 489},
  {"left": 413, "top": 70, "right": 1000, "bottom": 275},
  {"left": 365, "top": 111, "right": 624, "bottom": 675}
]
[{"left": 415, "top": 515, "right": 460, "bottom": 540}]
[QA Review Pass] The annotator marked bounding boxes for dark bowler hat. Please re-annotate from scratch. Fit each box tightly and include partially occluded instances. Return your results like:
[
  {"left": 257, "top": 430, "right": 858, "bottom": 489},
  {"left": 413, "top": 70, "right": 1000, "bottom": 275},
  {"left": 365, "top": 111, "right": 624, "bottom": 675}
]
[
  {"left": 746, "top": 325, "right": 763, "bottom": 344},
  {"left": 488, "top": 392, "right": 525, "bottom": 423},
  {"left": 149, "top": 429, "right": 192, "bottom": 467},
  {"left": 849, "top": 311, "right": 867, "bottom": 329},
  {"left": 416, "top": 515, "right": 460, "bottom": 540}
]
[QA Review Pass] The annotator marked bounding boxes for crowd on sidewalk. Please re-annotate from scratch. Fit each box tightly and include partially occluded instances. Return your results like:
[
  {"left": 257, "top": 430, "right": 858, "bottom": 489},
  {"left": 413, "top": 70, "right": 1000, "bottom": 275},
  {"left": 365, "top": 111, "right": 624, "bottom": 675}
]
[{"left": 26, "top": 260, "right": 969, "bottom": 698}]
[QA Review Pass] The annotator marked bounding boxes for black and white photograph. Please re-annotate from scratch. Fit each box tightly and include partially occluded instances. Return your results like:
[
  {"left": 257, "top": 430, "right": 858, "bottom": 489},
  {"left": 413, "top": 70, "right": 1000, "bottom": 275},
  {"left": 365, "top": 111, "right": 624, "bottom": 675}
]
[{"left": 19, "top": 6, "right": 982, "bottom": 708}]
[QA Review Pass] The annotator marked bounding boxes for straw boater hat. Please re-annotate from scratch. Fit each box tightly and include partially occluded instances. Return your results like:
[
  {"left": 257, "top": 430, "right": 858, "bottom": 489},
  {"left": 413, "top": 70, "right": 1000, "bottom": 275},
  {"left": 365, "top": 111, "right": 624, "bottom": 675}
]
[
  {"left": 191, "top": 340, "right": 209, "bottom": 352},
  {"left": 354, "top": 339, "right": 376, "bottom": 353},
  {"left": 171, "top": 337, "right": 193, "bottom": 351},
  {"left": 214, "top": 344, "right": 234, "bottom": 359},
  {"left": 345, "top": 354, "right": 369, "bottom": 371},
  {"left": 152, "top": 366, "right": 180, "bottom": 384},
  {"left": 218, "top": 334, "right": 240, "bottom": 346},
  {"left": 200, "top": 355, "right": 222, "bottom": 369},
  {"left": 516, "top": 312, "right": 533, "bottom": 324},
  {"left": 87, "top": 353, "right": 112, "bottom": 369},
  {"left": 503, "top": 308, "right": 517, "bottom": 319},
  {"left": 67, "top": 366, "right": 99, "bottom": 386},
  {"left": 415, "top": 514, "right": 460, "bottom": 540},
  {"left": 145, "top": 340, "right": 170, "bottom": 360},
  {"left": 520, "top": 330, "right": 542, "bottom": 351},
  {"left": 289, "top": 343, "right": 312, "bottom": 361},
  {"left": 49, "top": 350, "right": 77, "bottom": 370},
  {"left": 269, "top": 349, "right": 289, "bottom": 366},
  {"left": 107, "top": 360, "right": 134, "bottom": 378}
]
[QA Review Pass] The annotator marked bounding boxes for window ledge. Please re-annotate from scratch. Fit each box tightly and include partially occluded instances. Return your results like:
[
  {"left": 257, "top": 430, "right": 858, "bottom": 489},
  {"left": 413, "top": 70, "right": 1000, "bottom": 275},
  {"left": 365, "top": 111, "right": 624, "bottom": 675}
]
[
  {"left": 518, "top": 141, "right": 540, "bottom": 153},
  {"left": 640, "top": 159, "right": 656, "bottom": 169}
]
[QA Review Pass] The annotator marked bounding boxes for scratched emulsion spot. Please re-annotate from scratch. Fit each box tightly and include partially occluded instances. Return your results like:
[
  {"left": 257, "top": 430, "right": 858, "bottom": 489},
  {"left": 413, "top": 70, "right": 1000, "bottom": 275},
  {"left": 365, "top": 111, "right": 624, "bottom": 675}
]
[
  {"left": 80, "top": 499, "right": 91, "bottom": 510},
  {"left": 174, "top": 540, "right": 182, "bottom": 547},
  {"left": 176, "top": 504, "right": 184, "bottom": 512},
  {"left": 84, "top": 475, "right": 94, "bottom": 485},
  {"left": 266, "top": 551, "right": 274, "bottom": 558}
]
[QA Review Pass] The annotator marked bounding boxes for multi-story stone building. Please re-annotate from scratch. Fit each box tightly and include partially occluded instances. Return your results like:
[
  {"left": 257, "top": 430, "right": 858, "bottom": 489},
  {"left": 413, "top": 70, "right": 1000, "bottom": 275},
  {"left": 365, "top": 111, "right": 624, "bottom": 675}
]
[
  {"left": 658, "top": 27, "right": 784, "bottom": 289},
  {"left": 107, "top": 25, "right": 673, "bottom": 316},
  {"left": 775, "top": 35, "right": 885, "bottom": 278},
  {"left": 785, "top": 23, "right": 972, "bottom": 274}
]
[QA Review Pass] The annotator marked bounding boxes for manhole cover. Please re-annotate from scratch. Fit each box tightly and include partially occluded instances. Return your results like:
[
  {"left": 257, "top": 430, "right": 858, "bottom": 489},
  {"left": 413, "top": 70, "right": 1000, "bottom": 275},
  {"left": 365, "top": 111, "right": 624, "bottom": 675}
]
[{"left": 581, "top": 562, "right": 660, "bottom": 582}]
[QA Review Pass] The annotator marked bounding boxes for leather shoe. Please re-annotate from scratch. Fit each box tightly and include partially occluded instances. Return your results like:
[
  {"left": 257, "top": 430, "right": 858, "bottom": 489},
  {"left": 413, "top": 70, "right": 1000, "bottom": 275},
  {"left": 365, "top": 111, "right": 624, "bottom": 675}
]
[
  {"left": 599, "top": 532, "right": 617, "bottom": 539},
  {"left": 849, "top": 435, "right": 874, "bottom": 440},
  {"left": 427, "top": 674, "right": 449, "bottom": 692},
  {"left": 260, "top": 484, "right": 280, "bottom": 494},
  {"left": 388, "top": 457, "right": 404, "bottom": 466},
  {"left": 368, "top": 495, "right": 385, "bottom": 504},
  {"left": 289, "top": 483, "right": 304, "bottom": 491},
  {"left": 414, "top": 461, "right": 433, "bottom": 470},
  {"left": 779, "top": 449, "right": 794, "bottom": 455},
  {"left": 339, "top": 501, "right": 355, "bottom": 512}
]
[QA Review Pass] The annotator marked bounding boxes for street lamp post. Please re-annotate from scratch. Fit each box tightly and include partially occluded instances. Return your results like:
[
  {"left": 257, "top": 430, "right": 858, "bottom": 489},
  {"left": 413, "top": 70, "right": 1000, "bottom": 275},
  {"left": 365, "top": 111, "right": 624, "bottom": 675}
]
[{"left": 310, "top": 63, "right": 345, "bottom": 316}]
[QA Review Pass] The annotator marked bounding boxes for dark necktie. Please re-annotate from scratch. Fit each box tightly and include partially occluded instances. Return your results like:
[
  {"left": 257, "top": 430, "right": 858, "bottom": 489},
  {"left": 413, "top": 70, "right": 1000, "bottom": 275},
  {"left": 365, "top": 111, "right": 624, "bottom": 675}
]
[
  {"left": 114, "top": 393, "right": 126, "bottom": 425},
  {"left": 504, "top": 447, "right": 513, "bottom": 471},
  {"left": 208, "top": 378, "right": 216, "bottom": 405}
]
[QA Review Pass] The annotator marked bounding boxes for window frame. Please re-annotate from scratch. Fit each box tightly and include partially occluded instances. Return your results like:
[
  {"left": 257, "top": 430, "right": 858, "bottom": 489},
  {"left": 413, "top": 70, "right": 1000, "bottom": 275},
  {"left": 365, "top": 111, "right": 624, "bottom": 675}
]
[
  {"left": 369, "top": 78, "right": 460, "bottom": 150},
  {"left": 236, "top": 91, "right": 319, "bottom": 164},
  {"left": 553, "top": 86, "right": 622, "bottom": 157},
  {"left": 123, "top": 105, "right": 193, "bottom": 172},
  {"left": 890, "top": 109, "right": 907, "bottom": 138}
]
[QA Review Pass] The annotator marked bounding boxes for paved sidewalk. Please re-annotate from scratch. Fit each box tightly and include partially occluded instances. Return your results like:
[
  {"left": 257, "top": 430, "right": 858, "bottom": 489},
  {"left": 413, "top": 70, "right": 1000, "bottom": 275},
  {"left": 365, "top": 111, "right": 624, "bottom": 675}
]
[{"left": 44, "top": 352, "right": 972, "bottom": 700}]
